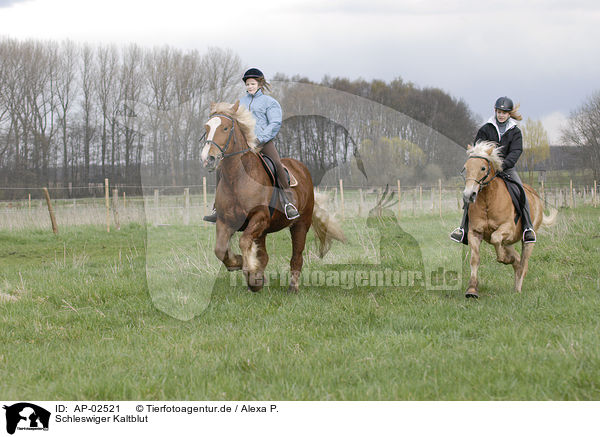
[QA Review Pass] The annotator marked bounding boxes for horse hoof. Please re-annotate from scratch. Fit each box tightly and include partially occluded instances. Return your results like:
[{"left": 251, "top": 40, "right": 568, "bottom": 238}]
[
  {"left": 287, "top": 285, "right": 299, "bottom": 294},
  {"left": 245, "top": 272, "right": 265, "bottom": 292},
  {"left": 465, "top": 289, "right": 479, "bottom": 299}
]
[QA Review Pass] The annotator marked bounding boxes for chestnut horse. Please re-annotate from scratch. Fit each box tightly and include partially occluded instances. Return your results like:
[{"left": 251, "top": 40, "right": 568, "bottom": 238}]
[
  {"left": 200, "top": 101, "right": 345, "bottom": 292},
  {"left": 461, "top": 141, "right": 557, "bottom": 297}
]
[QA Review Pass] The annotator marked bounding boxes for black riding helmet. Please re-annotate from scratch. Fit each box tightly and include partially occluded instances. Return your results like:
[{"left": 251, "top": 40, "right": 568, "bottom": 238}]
[
  {"left": 242, "top": 68, "right": 264, "bottom": 83},
  {"left": 495, "top": 96, "right": 514, "bottom": 112}
]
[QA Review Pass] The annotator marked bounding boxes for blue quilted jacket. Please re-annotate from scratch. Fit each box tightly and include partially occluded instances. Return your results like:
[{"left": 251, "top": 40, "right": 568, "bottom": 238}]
[{"left": 240, "top": 89, "right": 282, "bottom": 143}]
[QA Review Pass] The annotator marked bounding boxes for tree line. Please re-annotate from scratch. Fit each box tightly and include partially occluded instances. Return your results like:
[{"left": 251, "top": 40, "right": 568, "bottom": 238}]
[
  {"left": 0, "top": 38, "right": 242, "bottom": 198},
  {"left": 6, "top": 37, "right": 593, "bottom": 200}
]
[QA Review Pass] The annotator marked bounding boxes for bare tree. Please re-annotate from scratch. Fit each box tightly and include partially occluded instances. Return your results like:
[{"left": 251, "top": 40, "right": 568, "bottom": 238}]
[
  {"left": 119, "top": 44, "right": 144, "bottom": 184},
  {"left": 201, "top": 47, "right": 242, "bottom": 104},
  {"left": 95, "top": 44, "right": 120, "bottom": 180},
  {"left": 562, "top": 91, "right": 600, "bottom": 180},
  {"left": 521, "top": 118, "right": 550, "bottom": 184},
  {"left": 55, "top": 40, "right": 77, "bottom": 191},
  {"left": 80, "top": 44, "right": 96, "bottom": 186},
  {"left": 144, "top": 46, "right": 174, "bottom": 180}
]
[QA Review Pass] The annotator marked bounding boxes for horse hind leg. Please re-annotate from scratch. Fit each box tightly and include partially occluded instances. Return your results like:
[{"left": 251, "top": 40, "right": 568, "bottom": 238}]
[
  {"left": 514, "top": 241, "right": 535, "bottom": 293},
  {"left": 288, "top": 221, "right": 309, "bottom": 293}
]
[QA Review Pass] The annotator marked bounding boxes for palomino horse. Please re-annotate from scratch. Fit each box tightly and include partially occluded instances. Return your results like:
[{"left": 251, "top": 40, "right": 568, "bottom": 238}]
[
  {"left": 200, "top": 101, "right": 345, "bottom": 292},
  {"left": 461, "top": 141, "right": 557, "bottom": 298}
]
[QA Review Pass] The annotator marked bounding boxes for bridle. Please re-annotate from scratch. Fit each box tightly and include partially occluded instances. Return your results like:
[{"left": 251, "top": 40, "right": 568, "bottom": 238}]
[
  {"left": 460, "top": 155, "right": 498, "bottom": 188},
  {"left": 202, "top": 113, "right": 253, "bottom": 161}
]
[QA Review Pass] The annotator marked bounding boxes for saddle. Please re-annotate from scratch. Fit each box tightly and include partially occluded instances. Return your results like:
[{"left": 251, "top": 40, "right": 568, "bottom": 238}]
[
  {"left": 257, "top": 153, "right": 298, "bottom": 217},
  {"left": 257, "top": 153, "right": 298, "bottom": 187},
  {"left": 497, "top": 172, "right": 525, "bottom": 224}
]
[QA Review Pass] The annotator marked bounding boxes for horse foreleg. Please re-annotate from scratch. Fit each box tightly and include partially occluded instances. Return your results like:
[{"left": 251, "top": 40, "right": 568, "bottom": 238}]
[
  {"left": 239, "top": 213, "right": 269, "bottom": 292},
  {"left": 215, "top": 220, "right": 242, "bottom": 271},
  {"left": 466, "top": 230, "right": 483, "bottom": 298},
  {"left": 514, "top": 241, "right": 535, "bottom": 293},
  {"left": 288, "top": 221, "right": 309, "bottom": 293}
]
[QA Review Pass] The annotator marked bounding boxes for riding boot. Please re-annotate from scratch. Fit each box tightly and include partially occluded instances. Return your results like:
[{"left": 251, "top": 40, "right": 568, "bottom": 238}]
[
  {"left": 504, "top": 167, "right": 536, "bottom": 243},
  {"left": 521, "top": 200, "right": 536, "bottom": 243},
  {"left": 279, "top": 188, "right": 300, "bottom": 220},
  {"left": 450, "top": 202, "right": 469, "bottom": 245},
  {"left": 203, "top": 169, "right": 220, "bottom": 223},
  {"left": 261, "top": 140, "right": 300, "bottom": 220}
]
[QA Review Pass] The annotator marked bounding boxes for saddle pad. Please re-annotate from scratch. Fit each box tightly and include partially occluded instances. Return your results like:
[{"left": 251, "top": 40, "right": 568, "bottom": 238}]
[{"left": 499, "top": 174, "right": 524, "bottom": 224}]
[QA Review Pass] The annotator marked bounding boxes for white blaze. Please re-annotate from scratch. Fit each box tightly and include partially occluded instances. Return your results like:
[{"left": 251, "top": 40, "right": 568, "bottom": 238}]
[
  {"left": 201, "top": 117, "right": 222, "bottom": 162},
  {"left": 247, "top": 242, "right": 259, "bottom": 272}
]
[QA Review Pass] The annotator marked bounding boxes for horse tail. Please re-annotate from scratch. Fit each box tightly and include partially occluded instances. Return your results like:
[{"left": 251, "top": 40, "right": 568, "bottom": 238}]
[
  {"left": 542, "top": 208, "right": 558, "bottom": 227},
  {"left": 312, "top": 192, "right": 346, "bottom": 258}
]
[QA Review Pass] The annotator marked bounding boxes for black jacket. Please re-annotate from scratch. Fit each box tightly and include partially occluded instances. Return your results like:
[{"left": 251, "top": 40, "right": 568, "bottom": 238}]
[{"left": 474, "top": 119, "right": 523, "bottom": 170}]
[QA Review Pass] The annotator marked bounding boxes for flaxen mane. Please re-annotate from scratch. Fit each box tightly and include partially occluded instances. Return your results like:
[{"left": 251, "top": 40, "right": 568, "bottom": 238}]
[
  {"left": 210, "top": 102, "right": 258, "bottom": 150},
  {"left": 468, "top": 140, "right": 504, "bottom": 171}
]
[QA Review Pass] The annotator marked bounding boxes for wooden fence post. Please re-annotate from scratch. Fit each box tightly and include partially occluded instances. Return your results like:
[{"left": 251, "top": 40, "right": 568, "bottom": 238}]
[
  {"left": 359, "top": 188, "right": 364, "bottom": 217},
  {"left": 569, "top": 179, "right": 574, "bottom": 208},
  {"left": 123, "top": 191, "right": 126, "bottom": 208},
  {"left": 541, "top": 180, "right": 546, "bottom": 208},
  {"left": 397, "top": 180, "right": 401, "bottom": 218},
  {"left": 419, "top": 185, "right": 423, "bottom": 212},
  {"left": 203, "top": 176, "right": 207, "bottom": 226},
  {"left": 438, "top": 179, "right": 442, "bottom": 218},
  {"left": 28, "top": 193, "right": 31, "bottom": 214},
  {"left": 339, "top": 179, "right": 344, "bottom": 220},
  {"left": 183, "top": 187, "right": 190, "bottom": 225},
  {"left": 42, "top": 187, "right": 58, "bottom": 234},
  {"left": 112, "top": 188, "right": 120, "bottom": 230},
  {"left": 594, "top": 180, "right": 598, "bottom": 207},
  {"left": 334, "top": 187, "right": 338, "bottom": 208},
  {"left": 431, "top": 186, "right": 435, "bottom": 212},
  {"left": 105, "top": 178, "right": 110, "bottom": 233}
]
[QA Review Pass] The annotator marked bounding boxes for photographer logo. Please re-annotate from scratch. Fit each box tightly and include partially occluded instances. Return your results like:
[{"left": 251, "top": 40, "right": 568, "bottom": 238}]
[{"left": 3, "top": 403, "right": 50, "bottom": 435}]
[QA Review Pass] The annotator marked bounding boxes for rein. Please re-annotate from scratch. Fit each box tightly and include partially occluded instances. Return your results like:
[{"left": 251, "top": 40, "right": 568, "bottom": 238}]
[
  {"left": 204, "top": 113, "right": 253, "bottom": 160},
  {"left": 461, "top": 155, "right": 498, "bottom": 188}
]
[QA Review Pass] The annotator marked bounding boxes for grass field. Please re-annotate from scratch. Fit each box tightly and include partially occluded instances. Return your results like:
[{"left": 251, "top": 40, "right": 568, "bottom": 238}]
[{"left": 1, "top": 205, "right": 599, "bottom": 400}]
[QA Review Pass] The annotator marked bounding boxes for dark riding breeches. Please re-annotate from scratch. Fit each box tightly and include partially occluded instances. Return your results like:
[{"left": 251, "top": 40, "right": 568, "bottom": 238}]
[
  {"left": 503, "top": 167, "right": 533, "bottom": 229},
  {"left": 260, "top": 140, "right": 290, "bottom": 190}
]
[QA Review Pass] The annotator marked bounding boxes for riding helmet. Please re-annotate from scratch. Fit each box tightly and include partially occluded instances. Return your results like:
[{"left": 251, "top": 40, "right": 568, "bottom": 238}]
[
  {"left": 494, "top": 96, "right": 514, "bottom": 112},
  {"left": 242, "top": 68, "right": 264, "bottom": 82}
]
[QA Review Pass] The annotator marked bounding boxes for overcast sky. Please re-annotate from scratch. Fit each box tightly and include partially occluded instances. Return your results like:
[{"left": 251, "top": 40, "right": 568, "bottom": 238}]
[{"left": 2, "top": 0, "right": 599, "bottom": 143}]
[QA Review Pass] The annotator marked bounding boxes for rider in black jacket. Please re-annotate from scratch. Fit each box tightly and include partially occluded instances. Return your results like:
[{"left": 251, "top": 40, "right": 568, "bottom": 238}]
[{"left": 450, "top": 96, "right": 536, "bottom": 244}]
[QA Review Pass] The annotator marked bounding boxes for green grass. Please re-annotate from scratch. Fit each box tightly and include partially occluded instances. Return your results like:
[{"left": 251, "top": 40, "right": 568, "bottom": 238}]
[{"left": 1, "top": 207, "right": 599, "bottom": 400}]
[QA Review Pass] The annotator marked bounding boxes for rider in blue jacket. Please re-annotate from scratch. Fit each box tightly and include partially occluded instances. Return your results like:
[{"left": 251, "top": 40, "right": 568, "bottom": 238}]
[{"left": 204, "top": 68, "right": 300, "bottom": 222}]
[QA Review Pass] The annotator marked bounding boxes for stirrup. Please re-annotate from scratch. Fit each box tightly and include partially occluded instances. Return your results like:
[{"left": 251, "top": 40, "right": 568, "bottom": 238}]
[
  {"left": 203, "top": 208, "right": 217, "bottom": 223},
  {"left": 450, "top": 227, "right": 465, "bottom": 243},
  {"left": 284, "top": 203, "right": 300, "bottom": 220},
  {"left": 522, "top": 228, "right": 536, "bottom": 243}
]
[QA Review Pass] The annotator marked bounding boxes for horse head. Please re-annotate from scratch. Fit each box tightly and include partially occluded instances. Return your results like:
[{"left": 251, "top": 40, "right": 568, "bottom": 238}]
[
  {"left": 462, "top": 141, "right": 502, "bottom": 204},
  {"left": 201, "top": 100, "right": 257, "bottom": 171}
]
